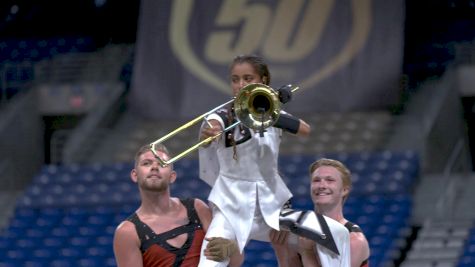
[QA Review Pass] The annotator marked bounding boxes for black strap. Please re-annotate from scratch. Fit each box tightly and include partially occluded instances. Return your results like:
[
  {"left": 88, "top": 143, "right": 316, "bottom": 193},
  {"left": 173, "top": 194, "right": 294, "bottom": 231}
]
[
  {"left": 273, "top": 113, "right": 300, "bottom": 134},
  {"left": 344, "top": 222, "right": 369, "bottom": 267},
  {"left": 344, "top": 221, "right": 363, "bottom": 233},
  {"left": 280, "top": 209, "right": 299, "bottom": 217},
  {"left": 296, "top": 210, "right": 307, "bottom": 224},
  {"left": 127, "top": 213, "right": 148, "bottom": 245},
  {"left": 316, "top": 212, "right": 340, "bottom": 255},
  {"left": 279, "top": 210, "right": 340, "bottom": 255},
  {"left": 216, "top": 108, "right": 251, "bottom": 147},
  {"left": 127, "top": 198, "right": 203, "bottom": 266}
]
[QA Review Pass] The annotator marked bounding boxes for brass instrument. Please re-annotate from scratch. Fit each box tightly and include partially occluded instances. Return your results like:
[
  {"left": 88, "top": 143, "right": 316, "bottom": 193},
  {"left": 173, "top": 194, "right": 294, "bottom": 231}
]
[{"left": 150, "top": 83, "right": 299, "bottom": 167}]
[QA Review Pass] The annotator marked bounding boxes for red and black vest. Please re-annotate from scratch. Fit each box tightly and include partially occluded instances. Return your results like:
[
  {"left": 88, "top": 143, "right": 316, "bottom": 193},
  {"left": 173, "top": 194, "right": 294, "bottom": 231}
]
[{"left": 127, "top": 198, "right": 205, "bottom": 267}]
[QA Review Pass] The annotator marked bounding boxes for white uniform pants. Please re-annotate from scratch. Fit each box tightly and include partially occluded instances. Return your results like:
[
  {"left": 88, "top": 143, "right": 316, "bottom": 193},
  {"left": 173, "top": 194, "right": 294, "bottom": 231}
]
[{"left": 198, "top": 203, "right": 271, "bottom": 267}]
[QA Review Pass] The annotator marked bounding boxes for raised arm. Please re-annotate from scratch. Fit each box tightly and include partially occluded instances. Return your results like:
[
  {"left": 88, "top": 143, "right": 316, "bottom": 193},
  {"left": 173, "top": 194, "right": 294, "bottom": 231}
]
[
  {"left": 273, "top": 112, "right": 311, "bottom": 137},
  {"left": 200, "top": 119, "right": 223, "bottom": 141},
  {"left": 296, "top": 119, "right": 311, "bottom": 137}
]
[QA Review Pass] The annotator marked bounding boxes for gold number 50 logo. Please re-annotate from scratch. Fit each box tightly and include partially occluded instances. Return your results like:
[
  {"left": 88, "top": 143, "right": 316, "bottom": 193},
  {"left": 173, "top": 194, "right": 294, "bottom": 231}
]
[
  {"left": 170, "top": 0, "right": 371, "bottom": 94},
  {"left": 206, "top": 0, "right": 334, "bottom": 63}
]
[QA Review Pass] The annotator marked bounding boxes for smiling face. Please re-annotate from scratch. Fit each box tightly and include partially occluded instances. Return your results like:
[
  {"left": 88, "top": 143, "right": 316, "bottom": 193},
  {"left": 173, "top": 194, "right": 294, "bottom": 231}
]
[
  {"left": 131, "top": 150, "right": 176, "bottom": 193},
  {"left": 310, "top": 165, "right": 349, "bottom": 209}
]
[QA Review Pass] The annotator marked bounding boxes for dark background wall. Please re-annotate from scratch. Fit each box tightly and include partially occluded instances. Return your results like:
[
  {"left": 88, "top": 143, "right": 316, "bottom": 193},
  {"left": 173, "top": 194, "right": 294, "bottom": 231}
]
[
  {"left": 0, "top": 0, "right": 140, "bottom": 45},
  {"left": 2, "top": 0, "right": 475, "bottom": 164},
  {"left": 2, "top": 0, "right": 475, "bottom": 87}
]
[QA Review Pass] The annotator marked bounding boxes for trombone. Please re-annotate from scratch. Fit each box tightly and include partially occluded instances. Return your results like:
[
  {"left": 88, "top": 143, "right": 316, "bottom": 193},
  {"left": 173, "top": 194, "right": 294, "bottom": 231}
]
[{"left": 149, "top": 83, "right": 299, "bottom": 167}]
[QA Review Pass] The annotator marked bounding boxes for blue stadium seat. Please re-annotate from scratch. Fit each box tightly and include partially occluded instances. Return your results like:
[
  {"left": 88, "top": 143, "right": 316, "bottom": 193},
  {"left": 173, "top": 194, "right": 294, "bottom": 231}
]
[
  {"left": 458, "top": 229, "right": 475, "bottom": 267},
  {"left": 23, "top": 260, "right": 49, "bottom": 267},
  {"left": 70, "top": 236, "right": 92, "bottom": 248},
  {"left": 50, "top": 259, "right": 76, "bottom": 267},
  {"left": 96, "top": 235, "right": 114, "bottom": 247},
  {"left": 458, "top": 255, "right": 475, "bottom": 267},
  {"left": 31, "top": 248, "right": 55, "bottom": 261},
  {"left": 77, "top": 226, "right": 103, "bottom": 237},
  {"left": 59, "top": 247, "right": 84, "bottom": 259},
  {"left": 15, "top": 238, "right": 39, "bottom": 249},
  {"left": 0, "top": 151, "right": 418, "bottom": 267},
  {"left": 77, "top": 258, "right": 103, "bottom": 267},
  {"left": 87, "top": 214, "right": 111, "bottom": 226},
  {"left": 104, "top": 257, "right": 117, "bottom": 267},
  {"left": 43, "top": 237, "right": 65, "bottom": 249},
  {"left": 0, "top": 261, "right": 21, "bottom": 267},
  {"left": 50, "top": 226, "right": 75, "bottom": 238},
  {"left": 87, "top": 245, "right": 112, "bottom": 257},
  {"left": 291, "top": 195, "right": 313, "bottom": 210}
]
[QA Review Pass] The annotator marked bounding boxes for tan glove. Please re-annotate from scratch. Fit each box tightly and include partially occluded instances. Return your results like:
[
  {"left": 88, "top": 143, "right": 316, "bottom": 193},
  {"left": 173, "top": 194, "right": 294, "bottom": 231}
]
[{"left": 204, "top": 237, "right": 239, "bottom": 262}]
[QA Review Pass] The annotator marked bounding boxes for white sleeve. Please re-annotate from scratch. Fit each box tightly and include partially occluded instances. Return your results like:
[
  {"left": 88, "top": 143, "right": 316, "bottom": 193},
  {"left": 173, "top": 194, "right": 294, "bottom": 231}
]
[
  {"left": 198, "top": 113, "right": 224, "bottom": 187},
  {"left": 204, "top": 113, "right": 225, "bottom": 128}
]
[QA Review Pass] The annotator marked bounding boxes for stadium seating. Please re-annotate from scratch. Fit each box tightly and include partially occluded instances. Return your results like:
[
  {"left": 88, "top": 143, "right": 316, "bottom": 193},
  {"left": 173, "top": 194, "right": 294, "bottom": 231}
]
[
  {"left": 0, "top": 36, "right": 98, "bottom": 102},
  {"left": 2, "top": 2, "right": 473, "bottom": 267},
  {"left": 90, "top": 110, "right": 395, "bottom": 165},
  {"left": 0, "top": 151, "right": 418, "bottom": 266},
  {"left": 0, "top": 37, "right": 96, "bottom": 63},
  {"left": 457, "top": 226, "right": 475, "bottom": 267}
]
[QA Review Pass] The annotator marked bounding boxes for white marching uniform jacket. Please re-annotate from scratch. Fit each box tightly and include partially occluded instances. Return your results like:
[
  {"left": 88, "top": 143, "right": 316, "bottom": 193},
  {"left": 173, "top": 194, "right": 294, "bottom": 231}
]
[
  {"left": 280, "top": 209, "right": 351, "bottom": 267},
  {"left": 199, "top": 112, "right": 292, "bottom": 252},
  {"left": 199, "top": 111, "right": 350, "bottom": 267}
]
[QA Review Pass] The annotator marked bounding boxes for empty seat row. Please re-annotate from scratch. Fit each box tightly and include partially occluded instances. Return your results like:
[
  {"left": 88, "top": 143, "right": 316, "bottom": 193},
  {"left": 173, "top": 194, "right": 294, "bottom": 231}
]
[
  {"left": 1, "top": 152, "right": 418, "bottom": 267},
  {"left": 0, "top": 37, "right": 96, "bottom": 63},
  {"left": 457, "top": 226, "right": 475, "bottom": 266},
  {"left": 17, "top": 152, "right": 418, "bottom": 209}
]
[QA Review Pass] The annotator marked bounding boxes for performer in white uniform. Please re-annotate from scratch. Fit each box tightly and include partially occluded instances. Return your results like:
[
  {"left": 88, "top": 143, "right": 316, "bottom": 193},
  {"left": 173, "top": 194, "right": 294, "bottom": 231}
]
[
  {"left": 199, "top": 109, "right": 351, "bottom": 267},
  {"left": 197, "top": 54, "right": 311, "bottom": 266},
  {"left": 270, "top": 158, "right": 368, "bottom": 267},
  {"left": 200, "top": 111, "right": 293, "bottom": 246},
  {"left": 278, "top": 208, "right": 351, "bottom": 267}
]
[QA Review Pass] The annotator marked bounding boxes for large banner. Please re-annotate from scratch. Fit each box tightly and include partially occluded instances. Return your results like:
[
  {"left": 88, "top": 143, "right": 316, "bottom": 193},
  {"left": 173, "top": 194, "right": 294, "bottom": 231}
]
[{"left": 129, "top": 0, "right": 405, "bottom": 119}]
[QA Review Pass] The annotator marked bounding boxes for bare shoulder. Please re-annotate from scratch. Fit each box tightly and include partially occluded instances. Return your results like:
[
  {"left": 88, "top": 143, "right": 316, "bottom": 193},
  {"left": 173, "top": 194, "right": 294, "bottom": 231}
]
[
  {"left": 350, "top": 231, "right": 370, "bottom": 260},
  {"left": 114, "top": 220, "right": 138, "bottom": 239},
  {"left": 113, "top": 220, "right": 143, "bottom": 267},
  {"left": 350, "top": 231, "right": 369, "bottom": 246},
  {"left": 192, "top": 198, "right": 212, "bottom": 231},
  {"left": 193, "top": 198, "right": 211, "bottom": 215},
  {"left": 113, "top": 220, "right": 140, "bottom": 251}
]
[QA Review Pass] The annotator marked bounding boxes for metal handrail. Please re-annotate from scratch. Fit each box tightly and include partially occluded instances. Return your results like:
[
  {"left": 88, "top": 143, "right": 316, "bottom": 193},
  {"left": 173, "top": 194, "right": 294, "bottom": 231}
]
[{"left": 435, "top": 137, "right": 465, "bottom": 218}]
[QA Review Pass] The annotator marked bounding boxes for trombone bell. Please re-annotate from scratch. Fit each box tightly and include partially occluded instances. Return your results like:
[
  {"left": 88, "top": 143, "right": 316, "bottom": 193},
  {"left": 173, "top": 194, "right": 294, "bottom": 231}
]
[{"left": 234, "top": 83, "right": 281, "bottom": 131}]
